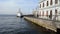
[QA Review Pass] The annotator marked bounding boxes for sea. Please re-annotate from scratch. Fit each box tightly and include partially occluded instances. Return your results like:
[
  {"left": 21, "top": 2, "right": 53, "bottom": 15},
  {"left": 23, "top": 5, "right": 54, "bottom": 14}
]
[{"left": 0, "top": 15, "right": 53, "bottom": 34}]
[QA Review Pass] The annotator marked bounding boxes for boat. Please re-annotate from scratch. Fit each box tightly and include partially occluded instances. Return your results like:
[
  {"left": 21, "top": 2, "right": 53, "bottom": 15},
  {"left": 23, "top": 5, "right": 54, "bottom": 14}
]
[
  {"left": 17, "top": 12, "right": 21, "bottom": 17},
  {"left": 17, "top": 8, "right": 23, "bottom": 18}
]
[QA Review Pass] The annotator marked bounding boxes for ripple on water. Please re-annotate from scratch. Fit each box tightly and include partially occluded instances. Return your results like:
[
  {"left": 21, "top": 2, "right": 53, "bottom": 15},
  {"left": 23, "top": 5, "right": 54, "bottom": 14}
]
[{"left": 0, "top": 16, "right": 52, "bottom": 34}]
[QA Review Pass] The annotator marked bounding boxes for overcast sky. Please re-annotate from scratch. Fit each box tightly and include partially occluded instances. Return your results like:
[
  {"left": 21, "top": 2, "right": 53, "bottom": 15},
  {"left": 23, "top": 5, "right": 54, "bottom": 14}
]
[{"left": 0, "top": 0, "right": 39, "bottom": 15}]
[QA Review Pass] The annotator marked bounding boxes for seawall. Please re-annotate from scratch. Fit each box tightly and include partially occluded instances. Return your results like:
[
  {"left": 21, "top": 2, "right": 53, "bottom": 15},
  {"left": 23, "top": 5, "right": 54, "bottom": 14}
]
[{"left": 24, "top": 16, "right": 57, "bottom": 32}]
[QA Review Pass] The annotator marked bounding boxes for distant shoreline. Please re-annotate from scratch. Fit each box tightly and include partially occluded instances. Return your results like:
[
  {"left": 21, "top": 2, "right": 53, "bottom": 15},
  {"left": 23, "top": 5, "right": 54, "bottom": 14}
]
[
  {"left": 0, "top": 14, "right": 16, "bottom": 16},
  {"left": 0, "top": 15, "right": 16, "bottom": 17}
]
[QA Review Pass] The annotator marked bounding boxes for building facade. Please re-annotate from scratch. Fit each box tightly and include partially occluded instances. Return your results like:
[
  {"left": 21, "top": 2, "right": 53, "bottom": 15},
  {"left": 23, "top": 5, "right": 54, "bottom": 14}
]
[
  {"left": 37, "top": 0, "right": 60, "bottom": 21},
  {"left": 33, "top": 8, "right": 39, "bottom": 17}
]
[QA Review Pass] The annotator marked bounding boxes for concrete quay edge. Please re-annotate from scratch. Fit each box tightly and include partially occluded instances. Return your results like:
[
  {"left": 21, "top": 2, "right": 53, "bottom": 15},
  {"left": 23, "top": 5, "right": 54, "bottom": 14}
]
[{"left": 24, "top": 16, "right": 57, "bottom": 32}]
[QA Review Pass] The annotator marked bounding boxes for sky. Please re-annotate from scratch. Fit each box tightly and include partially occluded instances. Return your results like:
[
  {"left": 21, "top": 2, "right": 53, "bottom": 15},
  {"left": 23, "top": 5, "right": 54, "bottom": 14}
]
[{"left": 0, "top": 0, "right": 39, "bottom": 15}]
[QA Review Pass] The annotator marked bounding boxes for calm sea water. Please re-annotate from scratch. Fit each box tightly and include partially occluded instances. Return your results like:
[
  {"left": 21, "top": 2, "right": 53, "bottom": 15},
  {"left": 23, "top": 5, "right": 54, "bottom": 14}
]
[{"left": 0, "top": 15, "right": 51, "bottom": 34}]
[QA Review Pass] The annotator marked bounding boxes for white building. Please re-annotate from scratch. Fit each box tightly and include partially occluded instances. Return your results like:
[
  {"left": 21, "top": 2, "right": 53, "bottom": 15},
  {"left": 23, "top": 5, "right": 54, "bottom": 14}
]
[
  {"left": 33, "top": 8, "right": 38, "bottom": 17},
  {"left": 37, "top": 0, "right": 60, "bottom": 21}
]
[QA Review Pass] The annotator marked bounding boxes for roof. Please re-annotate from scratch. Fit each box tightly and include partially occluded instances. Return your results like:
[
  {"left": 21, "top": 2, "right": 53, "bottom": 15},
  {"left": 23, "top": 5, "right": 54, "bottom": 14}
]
[{"left": 39, "top": 0, "right": 46, "bottom": 3}]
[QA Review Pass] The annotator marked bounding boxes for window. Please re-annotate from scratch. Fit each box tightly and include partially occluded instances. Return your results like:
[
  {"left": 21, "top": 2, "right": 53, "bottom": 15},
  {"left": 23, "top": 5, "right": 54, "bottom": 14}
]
[
  {"left": 55, "top": 9, "right": 57, "bottom": 15},
  {"left": 43, "top": 3, "right": 44, "bottom": 7},
  {"left": 43, "top": 11, "right": 44, "bottom": 16},
  {"left": 50, "top": 0, "right": 53, "bottom": 5},
  {"left": 40, "top": 11, "right": 41, "bottom": 16},
  {"left": 55, "top": 0, "right": 58, "bottom": 4},
  {"left": 50, "top": 10, "right": 52, "bottom": 15},
  {"left": 46, "top": 11, "right": 48, "bottom": 17},
  {"left": 47, "top": 1, "right": 48, "bottom": 6},
  {"left": 49, "top": 10, "right": 52, "bottom": 19},
  {"left": 40, "top": 4, "right": 41, "bottom": 8}
]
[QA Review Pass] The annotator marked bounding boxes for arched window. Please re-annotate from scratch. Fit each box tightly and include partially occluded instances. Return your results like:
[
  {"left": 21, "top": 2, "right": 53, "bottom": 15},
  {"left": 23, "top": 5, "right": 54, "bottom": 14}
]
[
  {"left": 50, "top": 10, "right": 52, "bottom": 15},
  {"left": 49, "top": 10, "right": 52, "bottom": 19},
  {"left": 43, "top": 11, "right": 44, "bottom": 16},
  {"left": 46, "top": 11, "right": 48, "bottom": 17},
  {"left": 47, "top": 1, "right": 48, "bottom": 6},
  {"left": 40, "top": 11, "right": 41, "bottom": 16},
  {"left": 55, "top": 0, "right": 58, "bottom": 4},
  {"left": 43, "top": 3, "right": 44, "bottom": 7},
  {"left": 55, "top": 9, "right": 57, "bottom": 15},
  {"left": 50, "top": 0, "right": 52, "bottom": 5},
  {"left": 40, "top": 4, "right": 41, "bottom": 8}
]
